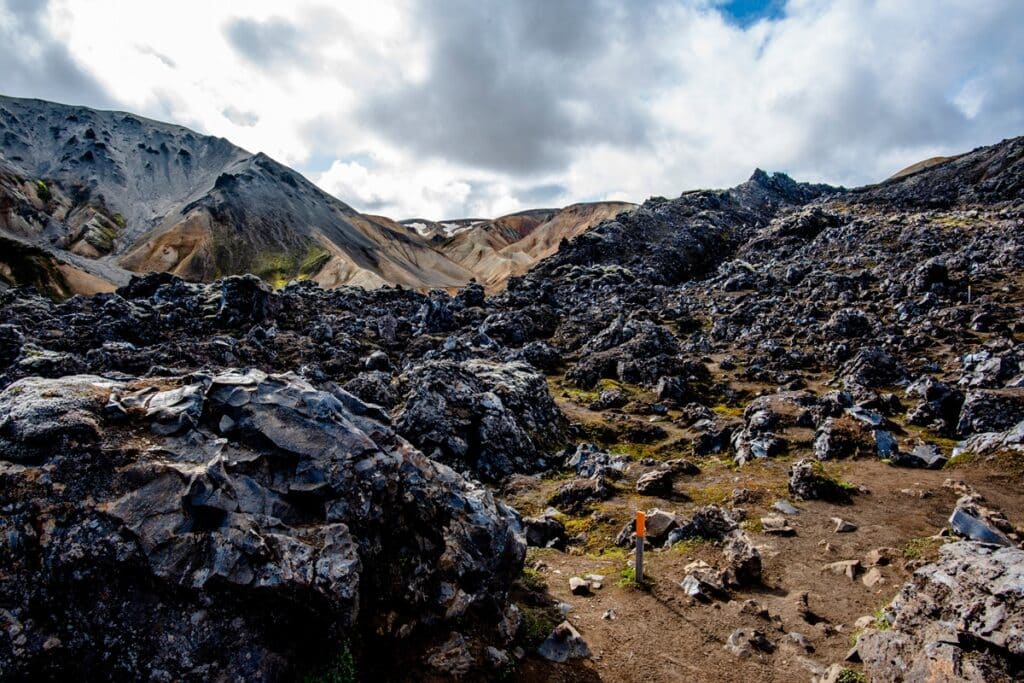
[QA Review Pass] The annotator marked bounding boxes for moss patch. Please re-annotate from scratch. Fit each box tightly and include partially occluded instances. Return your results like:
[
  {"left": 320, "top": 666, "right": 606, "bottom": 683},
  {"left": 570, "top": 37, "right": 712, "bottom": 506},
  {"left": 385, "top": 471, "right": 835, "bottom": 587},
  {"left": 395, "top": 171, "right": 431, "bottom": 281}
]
[
  {"left": 250, "top": 244, "right": 332, "bottom": 288},
  {"left": 617, "top": 566, "right": 653, "bottom": 590},
  {"left": 35, "top": 179, "right": 51, "bottom": 203},
  {"left": 946, "top": 448, "right": 1024, "bottom": 476},
  {"left": 902, "top": 536, "right": 940, "bottom": 562},
  {"left": 518, "top": 567, "right": 547, "bottom": 592},
  {"left": 711, "top": 403, "right": 745, "bottom": 418},
  {"left": 518, "top": 604, "right": 561, "bottom": 648}
]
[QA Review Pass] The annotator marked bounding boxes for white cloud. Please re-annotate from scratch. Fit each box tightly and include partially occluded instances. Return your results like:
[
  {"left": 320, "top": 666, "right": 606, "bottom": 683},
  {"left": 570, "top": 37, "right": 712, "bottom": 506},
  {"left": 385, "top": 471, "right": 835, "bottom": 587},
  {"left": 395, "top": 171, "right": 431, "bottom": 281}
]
[
  {"left": 316, "top": 156, "right": 525, "bottom": 219},
  {"left": 3, "top": 0, "right": 1022, "bottom": 219}
]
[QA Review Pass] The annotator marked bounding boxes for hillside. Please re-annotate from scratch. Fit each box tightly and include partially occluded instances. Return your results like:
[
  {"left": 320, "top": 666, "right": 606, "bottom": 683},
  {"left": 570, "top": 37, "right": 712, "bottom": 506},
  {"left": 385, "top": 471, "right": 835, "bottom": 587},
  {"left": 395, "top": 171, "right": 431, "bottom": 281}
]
[
  {"left": 437, "top": 202, "right": 635, "bottom": 290},
  {"left": 0, "top": 95, "right": 478, "bottom": 292},
  {"left": 0, "top": 96, "right": 639, "bottom": 297}
]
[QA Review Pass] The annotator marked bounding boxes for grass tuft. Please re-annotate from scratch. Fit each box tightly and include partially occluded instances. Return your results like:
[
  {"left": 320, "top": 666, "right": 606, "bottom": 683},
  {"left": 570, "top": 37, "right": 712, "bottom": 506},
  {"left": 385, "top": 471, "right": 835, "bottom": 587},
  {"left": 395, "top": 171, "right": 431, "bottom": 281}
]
[
  {"left": 617, "top": 566, "right": 653, "bottom": 590},
  {"left": 518, "top": 567, "right": 547, "bottom": 592}
]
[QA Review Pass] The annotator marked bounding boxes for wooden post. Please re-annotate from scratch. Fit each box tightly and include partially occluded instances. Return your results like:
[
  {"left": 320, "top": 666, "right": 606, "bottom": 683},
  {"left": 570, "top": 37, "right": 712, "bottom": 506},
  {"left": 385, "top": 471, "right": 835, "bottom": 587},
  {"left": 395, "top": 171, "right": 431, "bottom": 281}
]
[{"left": 635, "top": 510, "right": 645, "bottom": 582}]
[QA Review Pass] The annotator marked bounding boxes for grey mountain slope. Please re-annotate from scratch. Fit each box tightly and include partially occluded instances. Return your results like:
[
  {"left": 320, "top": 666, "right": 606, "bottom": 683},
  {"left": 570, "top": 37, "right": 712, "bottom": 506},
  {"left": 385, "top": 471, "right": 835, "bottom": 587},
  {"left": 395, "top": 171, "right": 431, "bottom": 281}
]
[{"left": 0, "top": 95, "right": 473, "bottom": 290}]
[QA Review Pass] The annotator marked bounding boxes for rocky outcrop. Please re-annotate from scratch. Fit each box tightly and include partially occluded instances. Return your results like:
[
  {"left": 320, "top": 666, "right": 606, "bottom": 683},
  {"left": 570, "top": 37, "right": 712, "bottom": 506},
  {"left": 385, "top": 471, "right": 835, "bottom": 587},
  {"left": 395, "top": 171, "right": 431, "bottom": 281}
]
[
  {"left": 856, "top": 542, "right": 1024, "bottom": 682},
  {"left": 956, "top": 388, "right": 1024, "bottom": 436},
  {"left": 394, "top": 359, "right": 569, "bottom": 482},
  {"left": 566, "top": 316, "right": 692, "bottom": 390},
  {"left": 0, "top": 370, "right": 525, "bottom": 679},
  {"left": 788, "top": 459, "right": 853, "bottom": 503}
]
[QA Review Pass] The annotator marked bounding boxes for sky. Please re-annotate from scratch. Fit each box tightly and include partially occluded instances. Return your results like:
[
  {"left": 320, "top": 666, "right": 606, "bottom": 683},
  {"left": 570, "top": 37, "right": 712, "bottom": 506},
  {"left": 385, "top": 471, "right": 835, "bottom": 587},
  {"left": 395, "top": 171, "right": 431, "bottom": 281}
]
[{"left": 0, "top": 0, "right": 1022, "bottom": 220}]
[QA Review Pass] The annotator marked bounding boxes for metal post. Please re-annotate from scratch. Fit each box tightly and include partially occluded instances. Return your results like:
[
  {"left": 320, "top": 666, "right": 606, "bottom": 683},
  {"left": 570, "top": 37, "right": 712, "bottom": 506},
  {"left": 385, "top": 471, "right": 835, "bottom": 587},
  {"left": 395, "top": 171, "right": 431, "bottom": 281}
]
[{"left": 635, "top": 510, "right": 645, "bottom": 582}]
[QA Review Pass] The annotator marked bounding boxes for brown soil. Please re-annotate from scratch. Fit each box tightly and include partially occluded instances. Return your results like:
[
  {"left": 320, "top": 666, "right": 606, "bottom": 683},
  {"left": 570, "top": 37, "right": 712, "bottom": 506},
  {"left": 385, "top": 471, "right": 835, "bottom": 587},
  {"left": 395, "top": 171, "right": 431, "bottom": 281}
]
[{"left": 506, "top": 389, "right": 1024, "bottom": 682}]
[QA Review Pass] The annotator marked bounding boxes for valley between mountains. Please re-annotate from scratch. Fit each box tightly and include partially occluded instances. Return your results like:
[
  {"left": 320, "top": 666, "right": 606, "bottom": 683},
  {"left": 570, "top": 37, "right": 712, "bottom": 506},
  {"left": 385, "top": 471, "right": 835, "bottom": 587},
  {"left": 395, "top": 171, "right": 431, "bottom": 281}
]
[{"left": 0, "top": 97, "right": 1023, "bottom": 682}]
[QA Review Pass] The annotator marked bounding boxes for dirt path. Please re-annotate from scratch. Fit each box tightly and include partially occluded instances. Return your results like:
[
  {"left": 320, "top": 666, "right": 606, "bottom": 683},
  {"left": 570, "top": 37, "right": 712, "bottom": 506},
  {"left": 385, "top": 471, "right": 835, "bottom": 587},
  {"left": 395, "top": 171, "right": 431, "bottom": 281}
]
[{"left": 507, "top": 388, "right": 1024, "bottom": 682}]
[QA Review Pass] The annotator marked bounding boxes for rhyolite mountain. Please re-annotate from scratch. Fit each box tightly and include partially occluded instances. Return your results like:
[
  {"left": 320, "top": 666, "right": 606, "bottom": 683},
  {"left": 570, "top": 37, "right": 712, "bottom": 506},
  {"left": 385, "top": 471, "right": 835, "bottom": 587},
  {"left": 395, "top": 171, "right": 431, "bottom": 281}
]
[
  {"left": 0, "top": 94, "right": 485, "bottom": 292},
  {"left": 0, "top": 95, "right": 633, "bottom": 296},
  {"left": 414, "top": 202, "right": 636, "bottom": 290},
  {"left": 0, "top": 91, "right": 1023, "bottom": 682}
]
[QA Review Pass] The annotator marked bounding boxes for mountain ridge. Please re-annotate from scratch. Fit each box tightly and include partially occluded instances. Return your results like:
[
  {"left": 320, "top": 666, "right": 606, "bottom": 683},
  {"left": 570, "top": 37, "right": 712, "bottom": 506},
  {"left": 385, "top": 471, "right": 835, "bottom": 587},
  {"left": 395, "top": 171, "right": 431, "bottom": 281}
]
[{"left": 0, "top": 95, "right": 644, "bottom": 296}]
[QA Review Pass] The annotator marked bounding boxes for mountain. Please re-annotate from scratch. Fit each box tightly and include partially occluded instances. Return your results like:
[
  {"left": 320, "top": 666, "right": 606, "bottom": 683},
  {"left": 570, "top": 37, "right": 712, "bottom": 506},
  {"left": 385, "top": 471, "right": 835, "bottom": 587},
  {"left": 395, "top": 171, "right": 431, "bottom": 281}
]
[
  {"left": 427, "top": 202, "right": 635, "bottom": 290},
  {"left": 888, "top": 154, "right": 958, "bottom": 180},
  {"left": 0, "top": 95, "right": 480, "bottom": 293},
  {"left": 0, "top": 96, "right": 640, "bottom": 298}
]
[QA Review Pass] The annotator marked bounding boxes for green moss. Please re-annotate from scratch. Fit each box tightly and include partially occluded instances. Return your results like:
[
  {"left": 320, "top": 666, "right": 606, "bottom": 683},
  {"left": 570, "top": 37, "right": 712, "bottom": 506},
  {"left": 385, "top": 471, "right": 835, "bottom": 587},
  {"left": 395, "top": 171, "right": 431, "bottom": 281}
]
[
  {"left": 302, "top": 642, "right": 357, "bottom": 683},
  {"left": 111, "top": 213, "right": 127, "bottom": 228},
  {"left": 518, "top": 567, "right": 547, "bottom": 592},
  {"left": 711, "top": 403, "right": 745, "bottom": 418},
  {"left": 903, "top": 536, "right": 940, "bottom": 561},
  {"left": 606, "top": 441, "right": 662, "bottom": 460},
  {"left": 563, "top": 514, "right": 621, "bottom": 554},
  {"left": 587, "top": 546, "right": 628, "bottom": 561},
  {"left": 518, "top": 604, "right": 561, "bottom": 648},
  {"left": 668, "top": 538, "right": 707, "bottom": 556},
  {"left": 563, "top": 517, "right": 596, "bottom": 536},
  {"left": 946, "top": 448, "right": 1024, "bottom": 476},
  {"left": 617, "top": 566, "right": 652, "bottom": 590},
  {"left": 834, "top": 669, "right": 867, "bottom": 683},
  {"left": 548, "top": 376, "right": 600, "bottom": 404},
  {"left": 688, "top": 483, "right": 733, "bottom": 506},
  {"left": 299, "top": 245, "right": 331, "bottom": 276},
  {"left": 82, "top": 219, "right": 119, "bottom": 253},
  {"left": 249, "top": 243, "right": 330, "bottom": 288},
  {"left": 944, "top": 451, "right": 975, "bottom": 469},
  {"left": 741, "top": 518, "right": 764, "bottom": 534},
  {"left": 548, "top": 376, "right": 644, "bottom": 405},
  {"left": 900, "top": 423, "right": 960, "bottom": 453},
  {"left": 35, "top": 179, "right": 51, "bottom": 203}
]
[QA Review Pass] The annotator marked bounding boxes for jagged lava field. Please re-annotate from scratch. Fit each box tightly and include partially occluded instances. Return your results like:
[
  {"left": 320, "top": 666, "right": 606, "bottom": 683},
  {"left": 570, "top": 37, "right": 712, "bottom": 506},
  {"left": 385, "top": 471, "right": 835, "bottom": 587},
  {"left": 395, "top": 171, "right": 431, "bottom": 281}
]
[{"left": 0, "top": 98, "right": 1023, "bottom": 682}]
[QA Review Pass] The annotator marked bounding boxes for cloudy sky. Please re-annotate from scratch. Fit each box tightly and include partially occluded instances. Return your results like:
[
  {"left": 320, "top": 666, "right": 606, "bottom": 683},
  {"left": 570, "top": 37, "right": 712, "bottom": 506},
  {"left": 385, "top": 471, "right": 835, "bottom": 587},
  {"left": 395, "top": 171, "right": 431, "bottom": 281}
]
[{"left": 1, "top": 0, "right": 1022, "bottom": 219}]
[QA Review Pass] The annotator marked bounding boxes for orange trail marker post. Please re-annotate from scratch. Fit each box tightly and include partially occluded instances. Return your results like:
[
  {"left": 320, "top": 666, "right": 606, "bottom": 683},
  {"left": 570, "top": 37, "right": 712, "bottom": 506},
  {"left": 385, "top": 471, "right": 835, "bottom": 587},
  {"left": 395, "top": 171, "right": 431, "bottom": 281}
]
[{"left": 635, "top": 510, "right": 645, "bottom": 582}]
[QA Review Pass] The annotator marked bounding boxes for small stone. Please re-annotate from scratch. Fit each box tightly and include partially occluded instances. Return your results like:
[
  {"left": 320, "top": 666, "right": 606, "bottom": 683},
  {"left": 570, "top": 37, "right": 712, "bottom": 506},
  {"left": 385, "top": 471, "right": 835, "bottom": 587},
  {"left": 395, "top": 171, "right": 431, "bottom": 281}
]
[
  {"left": 680, "top": 571, "right": 726, "bottom": 601},
  {"left": 782, "top": 631, "right": 814, "bottom": 653},
  {"left": 738, "top": 599, "right": 770, "bottom": 620},
  {"left": 773, "top": 499, "right": 800, "bottom": 515},
  {"left": 731, "top": 487, "right": 754, "bottom": 504},
  {"left": 426, "top": 632, "right": 474, "bottom": 677},
  {"left": 636, "top": 468, "right": 674, "bottom": 496},
  {"left": 537, "top": 621, "right": 592, "bottom": 663},
  {"left": 864, "top": 547, "right": 896, "bottom": 566},
  {"left": 832, "top": 517, "right": 858, "bottom": 533},
  {"left": 601, "top": 609, "right": 615, "bottom": 620},
  {"left": 854, "top": 615, "right": 875, "bottom": 630},
  {"left": 569, "top": 577, "right": 591, "bottom": 596},
  {"left": 761, "top": 515, "right": 796, "bottom": 536},
  {"left": 949, "top": 506, "right": 1014, "bottom": 546},
  {"left": 861, "top": 567, "right": 885, "bottom": 588},
  {"left": 823, "top": 560, "right": 861, "bottom": 580},
  {"left": 484, "top": 646, "right": 510, "bottom": 669},
  {"left": 724, "top": 628, "right": 775, "bottom": 657}
]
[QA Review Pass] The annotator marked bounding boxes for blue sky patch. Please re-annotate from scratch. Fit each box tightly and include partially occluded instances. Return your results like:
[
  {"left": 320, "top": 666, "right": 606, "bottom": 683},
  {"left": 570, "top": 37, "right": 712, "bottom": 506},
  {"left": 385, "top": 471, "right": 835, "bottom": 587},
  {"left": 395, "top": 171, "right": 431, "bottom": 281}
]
[{"left": 719, "top": 0, "right": 786, "bottom": 27}]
